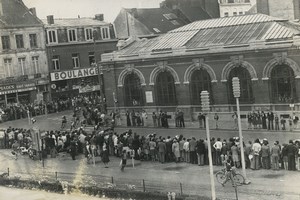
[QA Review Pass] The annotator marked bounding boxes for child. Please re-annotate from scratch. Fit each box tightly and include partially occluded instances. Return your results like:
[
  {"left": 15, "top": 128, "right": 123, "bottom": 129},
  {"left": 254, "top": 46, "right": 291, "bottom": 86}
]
[{"left": 120, "top": 150, "right": 127, "bottom": 171}]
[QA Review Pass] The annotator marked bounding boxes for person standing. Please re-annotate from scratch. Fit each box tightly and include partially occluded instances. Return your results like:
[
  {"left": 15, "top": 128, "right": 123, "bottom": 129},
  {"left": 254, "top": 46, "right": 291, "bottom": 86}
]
[
  {"left": 286, "top": 140, "right": 297, "bottom": 171},
  {"left": 271, "top": 141, "right": 281, "bottom": 170},
  {"left": 152, "top": 112, "right": 157, "bottom": 127},
  {"left": 189, "top": 137, "right": 197, "bottom": 164},
  {"left": 267, "top": 111, "right": 274, "bottom": 130},
  {"left": 179, "top": 110, "right": 185, "bottom": 128},
  {"left": 102, "top": 142, "right": 110, "bottom": 168},
  {"left": 131, "top": 110, "right": 136, "bottom": 127},
  {"left": 69, "top": 138, "right": 77, "bottom": 161},
  {"left": 247, "top": 112, "right": 253, "bottom": 130},
  {"left": 214, "top": 113, "right": 219, "bottom": 129},
  {"left": 231, "top": 142, "right": 240, "bottom": 168},
  {"left": 61, "top": 116, "right": 67, "bottom": 129},
  {"left": 126, "top": 110, "right": 131, "bottom": 127},
  {"left": 196, "top": 139, "right": 205, "bottom": 166},
  {"left": 251, "top": 139, "right": 261, "bottom": 170},
  {"left": 261, "top": 140, "right": 270, "bottom": 169},
  {"left": 11, "top": 140, "right": 20, "bottom": 160},
  {"left": 262, "top": 111, "right": 267, "bottom": 129},
  {"left": 213, "top": 138, "right": 222, "bottom": 165},
  {"left": 157, "top": 110, "right": 162, "bottom": 127},
  {"left": 149, "top": 139, "right": 156, "bottom": 161},
  {"left": 141, "top": 110, "right": 148, "bottom": 127},
  {"left": 179, "top": 138, "right": 185, "bottom": 162},
  {"left": 172, "top": 139, "right": 180, "bottom": 163},
  {"left": 120, "top": 150, "right": 127, "bottom": 171},
  {"left": 183, "top": 139, "right": 190, "bottom": 163},
  {"left": 198, "top": 113, "right": 203, "bottom": 128},
  {"left": 292, "top": 113, "right": 299, "bottom": 130},
  {"left": 157, "top": 139, "right": 166, "bottom": 163},
  {"left": 280, "top": 117, "right": 286, "bottom": 130}
]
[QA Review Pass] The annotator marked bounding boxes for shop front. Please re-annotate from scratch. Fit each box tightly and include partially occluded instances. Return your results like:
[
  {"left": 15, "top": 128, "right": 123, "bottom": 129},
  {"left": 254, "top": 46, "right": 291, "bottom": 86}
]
[
  {"left": 50, "top": 67, "right": 102, "bottom": 100},
  {"left": 0, "top": 82, "right": 38, "bottom": 106}
]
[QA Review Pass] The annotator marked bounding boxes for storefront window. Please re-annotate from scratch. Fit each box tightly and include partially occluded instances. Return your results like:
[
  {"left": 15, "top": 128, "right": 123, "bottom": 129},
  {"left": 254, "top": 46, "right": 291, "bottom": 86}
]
[
  {"left": 271, "top": 65, "right": 296, "bottom": 103},
  {"left": 155, "top": 71, "right": 177, "bottom": 106},
  {"left": 228, "top": 67, "right": 253, "bottom": 104},
  {"left": 124, "top": 73, "right": 143, "bottom": 106},
  {"left": 190, "top": 69, "right": 212, "bottom": 105}
]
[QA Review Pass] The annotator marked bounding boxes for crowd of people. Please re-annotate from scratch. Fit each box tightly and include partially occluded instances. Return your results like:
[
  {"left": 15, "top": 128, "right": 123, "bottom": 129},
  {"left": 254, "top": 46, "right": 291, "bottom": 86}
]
[
  {"left": 0, "top": 98, "right": 72, "bottom": 123},
  {"left": 2, "top": 124, "right": 300, "bottom": 171},
  {"left": 247, "top": 111, "right": 299, "bottom": 131}
]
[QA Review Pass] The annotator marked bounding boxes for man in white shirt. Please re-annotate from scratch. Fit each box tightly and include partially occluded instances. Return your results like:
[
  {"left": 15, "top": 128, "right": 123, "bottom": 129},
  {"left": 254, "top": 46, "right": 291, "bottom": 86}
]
[{"left": 213, "top": 138, "right": 223, "bottom": 165}]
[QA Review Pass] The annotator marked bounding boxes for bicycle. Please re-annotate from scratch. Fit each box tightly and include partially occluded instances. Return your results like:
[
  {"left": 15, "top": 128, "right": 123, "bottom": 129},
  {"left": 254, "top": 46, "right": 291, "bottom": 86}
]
[{"left": 215, "top": 167, "right": 245, "bottom": 186}]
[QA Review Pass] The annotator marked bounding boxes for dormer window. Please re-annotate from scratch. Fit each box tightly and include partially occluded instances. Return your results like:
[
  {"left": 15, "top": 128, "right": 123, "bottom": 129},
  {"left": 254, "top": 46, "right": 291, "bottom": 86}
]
[
  {"left": 68, "top": 29, "right": 77, "bottom": 42},
  {"left": 101, "top": 27, "right": 110, "bottom": 40},
  {"left": 85, "top": 28, "right": 93, "bottom": 41},
  {"left": 47, "top": 30, "right": 58, "bottom": 44}
]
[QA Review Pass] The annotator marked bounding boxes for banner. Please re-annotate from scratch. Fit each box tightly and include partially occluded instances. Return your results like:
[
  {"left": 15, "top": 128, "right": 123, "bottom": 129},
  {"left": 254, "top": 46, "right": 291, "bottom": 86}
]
[
  {"left": 50, "top": 67, "right": 99, "bottom": 81},
  {"left": 79, "top": 85, "right": 100, "bottom": 93}
]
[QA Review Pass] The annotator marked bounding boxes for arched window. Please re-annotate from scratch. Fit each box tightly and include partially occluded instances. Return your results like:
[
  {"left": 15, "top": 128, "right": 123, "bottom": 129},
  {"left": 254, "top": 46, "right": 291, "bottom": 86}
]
[
  {"left": 228, "top": 67, "right": 253, "bottom": 104},
  {"left": 271, "top": 64, "right": 296, "bottom": 103},
  {"left": 124, "top": 73, "right": 143, "bottom": 106},
  {"left": 156, "top": 71, "right": 177, "bottom": 106},
  {"left": 190, "top": 69, "right": 212, "bottom": 105}
]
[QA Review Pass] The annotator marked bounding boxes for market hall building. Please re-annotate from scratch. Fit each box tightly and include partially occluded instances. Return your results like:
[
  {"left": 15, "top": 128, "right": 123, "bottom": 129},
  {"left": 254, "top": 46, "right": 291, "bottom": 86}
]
[{"left": 100, "top": 14, "right": 300, "bottom": 119}]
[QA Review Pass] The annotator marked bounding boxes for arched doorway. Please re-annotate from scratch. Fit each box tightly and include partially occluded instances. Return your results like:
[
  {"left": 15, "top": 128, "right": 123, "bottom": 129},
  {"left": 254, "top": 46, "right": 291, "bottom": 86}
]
[
  {"left": 270, "top": 64, "right": 296, "bottom": 103},
  {"left": 228, "top": 67, "right": 253, "bottom": 104},
  {"left": 156, "top": 71, "right": 177, "bottom": 106},
  {"left": 124, "top": 73, "right": 143, "bottom": 106},
  {"left": 190, "top": 69, "right": 212, "bottom": 105}
]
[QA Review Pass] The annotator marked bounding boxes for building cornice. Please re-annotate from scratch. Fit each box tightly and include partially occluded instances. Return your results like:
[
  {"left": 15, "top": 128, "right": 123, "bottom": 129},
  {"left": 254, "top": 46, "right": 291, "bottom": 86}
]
[{"left": 101, "top": 39, "right": 297, "bottom": 64}]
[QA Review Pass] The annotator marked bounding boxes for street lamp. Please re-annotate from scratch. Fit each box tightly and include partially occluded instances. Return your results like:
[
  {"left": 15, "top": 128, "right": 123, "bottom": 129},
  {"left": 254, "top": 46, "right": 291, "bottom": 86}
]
[
  {"left": 232, "top": 77, "right": 250, "bottom": 184},
  {"left": 200, "top": 91, "right": 216, "bottom": 200}
]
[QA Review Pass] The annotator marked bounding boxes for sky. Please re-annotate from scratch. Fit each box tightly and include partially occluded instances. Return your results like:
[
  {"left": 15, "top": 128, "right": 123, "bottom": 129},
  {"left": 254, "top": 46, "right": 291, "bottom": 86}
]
[{"left": 23, "top": 0, "right": 163, "bottom": 22}]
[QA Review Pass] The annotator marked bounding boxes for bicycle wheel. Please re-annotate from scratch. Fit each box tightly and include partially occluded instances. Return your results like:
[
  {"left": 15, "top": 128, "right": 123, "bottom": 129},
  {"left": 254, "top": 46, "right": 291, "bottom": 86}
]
[
  {"left": 232, "top": 173, "right": 245, "bottom": 186},
  {"left": 215, "top": 171, "right": 226, "bottom": 185}
]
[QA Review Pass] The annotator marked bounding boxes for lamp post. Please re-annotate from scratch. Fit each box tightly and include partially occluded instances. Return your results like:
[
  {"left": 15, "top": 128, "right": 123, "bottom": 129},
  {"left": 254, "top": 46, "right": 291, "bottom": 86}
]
[
  {"left": 200, "top": 91, "right": 216, "bottom": 200},
  {"left": 232, "top": 77, "right": 250, "bottom": 185}
]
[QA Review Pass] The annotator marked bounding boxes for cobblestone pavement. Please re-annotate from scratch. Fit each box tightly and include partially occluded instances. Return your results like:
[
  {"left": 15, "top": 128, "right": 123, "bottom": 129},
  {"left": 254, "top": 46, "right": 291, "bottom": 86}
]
[{"left": 1, "top": 111, "right": 300, "bottom": 200}]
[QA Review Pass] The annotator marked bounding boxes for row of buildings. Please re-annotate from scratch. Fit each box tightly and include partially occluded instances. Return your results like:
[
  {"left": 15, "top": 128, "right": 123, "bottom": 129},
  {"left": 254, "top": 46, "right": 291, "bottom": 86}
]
[{"left": 1, "top": 0, "right": 300, "bottom": 120}]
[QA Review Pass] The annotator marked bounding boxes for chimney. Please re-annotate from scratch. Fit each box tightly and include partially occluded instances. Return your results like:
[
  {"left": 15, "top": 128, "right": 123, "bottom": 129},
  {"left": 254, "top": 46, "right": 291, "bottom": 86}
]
[
  {"left": 47, "top": 15, "right": 54, "bottom": 25},
  {"left": 29, "top": 7, "right": 36, "bottom": 16},
  {"left": 95, "top": 14, "right": 104, "bottom": 21}
]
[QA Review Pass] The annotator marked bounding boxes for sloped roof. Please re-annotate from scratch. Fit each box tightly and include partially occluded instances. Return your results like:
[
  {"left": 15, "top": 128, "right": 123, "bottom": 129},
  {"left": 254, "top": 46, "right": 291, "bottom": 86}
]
[
  {"left": 116, "top": 14, "right": 300, "bottom": 55},
  {"left": 42, "top": 18, "right": 110, "bottom": 28},
  {"left": 177, "top": 6, "right": 211, "bottom": 22},
  {"left": 125, "top": 8, "right": 186, "bottom": 34},
  {"left": 0, "top": 0, "right": 43, "bottom": 28}
]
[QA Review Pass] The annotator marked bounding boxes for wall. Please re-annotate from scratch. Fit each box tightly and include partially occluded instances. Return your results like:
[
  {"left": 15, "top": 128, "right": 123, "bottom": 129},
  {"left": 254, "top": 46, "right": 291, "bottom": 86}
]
[
  {"left": 102, "top": 48, "right": 300, "bottom": 120},
  {"left": 0, "top": 26, "right": 48, "bottom": 78}
]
